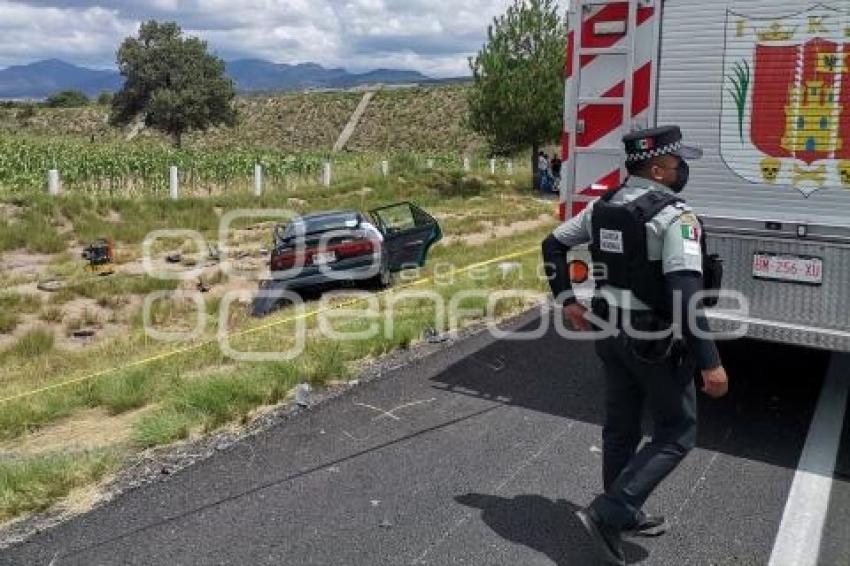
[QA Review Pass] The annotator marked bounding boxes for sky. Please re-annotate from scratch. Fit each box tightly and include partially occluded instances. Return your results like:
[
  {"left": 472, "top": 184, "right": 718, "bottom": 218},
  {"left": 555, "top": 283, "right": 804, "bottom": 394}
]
[{"left": 0, "top": 0, "right": 522, "bottom": 77}]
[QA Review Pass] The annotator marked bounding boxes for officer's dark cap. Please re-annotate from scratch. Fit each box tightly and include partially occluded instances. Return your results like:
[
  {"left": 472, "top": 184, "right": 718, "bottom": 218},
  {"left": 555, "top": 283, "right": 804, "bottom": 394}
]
[{"left": 623, "top": 125, "right": 703, "bottom": 163}]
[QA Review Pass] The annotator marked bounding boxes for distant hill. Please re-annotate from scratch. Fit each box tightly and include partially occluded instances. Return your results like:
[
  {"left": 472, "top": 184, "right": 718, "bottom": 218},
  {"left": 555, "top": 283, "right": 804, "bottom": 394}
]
[
  {"left": 0, "top": 59, "right": 436, "bottom": 99},
  {"left": 224, "top": 59, "right": 429, "bottom": 91},
  {"left": 0, "top": 59, "right": 121, "bottom": 100}
]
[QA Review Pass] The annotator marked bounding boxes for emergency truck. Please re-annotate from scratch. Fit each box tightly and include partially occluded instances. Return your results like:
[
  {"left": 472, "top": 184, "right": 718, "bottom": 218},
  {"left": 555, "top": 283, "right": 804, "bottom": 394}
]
[{"left": 561, "top": 0, "right": 850, "bottom": 351}]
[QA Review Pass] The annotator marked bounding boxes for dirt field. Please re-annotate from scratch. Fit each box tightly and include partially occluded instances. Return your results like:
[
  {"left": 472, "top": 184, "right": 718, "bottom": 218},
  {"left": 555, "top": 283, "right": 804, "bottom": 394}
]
[{"left": 0, "top": 170, "right": 558, "bottom": 527}]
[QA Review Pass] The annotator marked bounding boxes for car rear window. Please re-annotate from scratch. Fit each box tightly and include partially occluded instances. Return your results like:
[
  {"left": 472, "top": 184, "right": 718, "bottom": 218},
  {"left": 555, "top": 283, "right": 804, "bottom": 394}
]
[{"left": 283, "top": 213, "right": 360, "bottom": 238}]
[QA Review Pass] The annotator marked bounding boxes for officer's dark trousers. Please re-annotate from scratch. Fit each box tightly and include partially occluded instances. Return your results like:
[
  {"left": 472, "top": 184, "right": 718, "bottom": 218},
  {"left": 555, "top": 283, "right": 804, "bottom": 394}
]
[{"left": 589, "top": 332, "right": 698, "bottom": 530}]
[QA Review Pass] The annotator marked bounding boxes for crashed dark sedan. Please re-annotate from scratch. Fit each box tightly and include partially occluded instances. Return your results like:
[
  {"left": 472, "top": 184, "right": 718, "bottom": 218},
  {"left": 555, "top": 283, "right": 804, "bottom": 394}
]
[{"left": 252, "top": 202, "right": 442, "bottom": 317}]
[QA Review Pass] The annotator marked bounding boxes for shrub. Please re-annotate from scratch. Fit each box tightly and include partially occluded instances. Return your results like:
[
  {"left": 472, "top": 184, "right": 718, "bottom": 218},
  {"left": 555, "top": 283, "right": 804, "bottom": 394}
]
[{"left": 45, "top": 90, "right": 90, "bottom": 108}]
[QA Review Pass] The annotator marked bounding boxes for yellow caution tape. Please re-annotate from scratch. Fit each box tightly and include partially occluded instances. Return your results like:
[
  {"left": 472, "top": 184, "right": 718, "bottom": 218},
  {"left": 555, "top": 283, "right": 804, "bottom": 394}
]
[{"left": 0, "top": 246, "right": 540, "bottom": 404}]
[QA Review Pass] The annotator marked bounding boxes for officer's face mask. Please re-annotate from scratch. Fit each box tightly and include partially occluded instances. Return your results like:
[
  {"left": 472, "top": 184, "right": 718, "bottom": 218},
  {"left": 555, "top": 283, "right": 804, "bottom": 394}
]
[
  {"left": 648, "top": 157, "right": 690, "bottom": 192},
  {"left": 669, "top": 159, "right": 690, "bottom": 193}
]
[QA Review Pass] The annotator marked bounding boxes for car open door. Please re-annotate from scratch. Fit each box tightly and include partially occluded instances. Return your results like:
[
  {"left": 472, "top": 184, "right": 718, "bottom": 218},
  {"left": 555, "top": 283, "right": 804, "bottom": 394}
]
[{"left": 369, "top": 202, "right": 442, "bottom": 271}]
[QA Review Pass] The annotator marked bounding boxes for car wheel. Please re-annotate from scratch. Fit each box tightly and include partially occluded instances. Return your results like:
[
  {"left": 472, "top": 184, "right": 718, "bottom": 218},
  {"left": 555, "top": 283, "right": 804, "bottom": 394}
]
[
  {"left": 365, "top": 261, "right": 393, "bottom": 290},
  {"left": 251, "top": 279, "right": 290, "bottom": 318}
]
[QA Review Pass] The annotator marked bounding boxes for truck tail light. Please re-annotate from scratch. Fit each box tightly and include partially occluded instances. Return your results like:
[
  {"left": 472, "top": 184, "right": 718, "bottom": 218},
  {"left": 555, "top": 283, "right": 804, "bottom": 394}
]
[{"left": 569, "top": 260, "right": 590, "bottom": 284}]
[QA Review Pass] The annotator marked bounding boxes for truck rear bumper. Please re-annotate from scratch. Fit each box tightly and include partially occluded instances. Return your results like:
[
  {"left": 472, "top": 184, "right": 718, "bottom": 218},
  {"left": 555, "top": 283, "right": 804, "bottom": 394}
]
[
  {"left": 707, "top": 311, "right": 850, "bottom": 353},
  {"left": 704, "top": 217, "right": 850, "bottom": 352}
]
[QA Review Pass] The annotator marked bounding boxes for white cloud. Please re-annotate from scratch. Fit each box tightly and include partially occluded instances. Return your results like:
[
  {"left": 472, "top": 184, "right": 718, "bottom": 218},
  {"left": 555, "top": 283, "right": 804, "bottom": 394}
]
[
  {"left": 0, "top": 0, "right": 528, "bottom": 76},
  {"left": 0, "top": 2, "right": 137, "bottom": 68}
]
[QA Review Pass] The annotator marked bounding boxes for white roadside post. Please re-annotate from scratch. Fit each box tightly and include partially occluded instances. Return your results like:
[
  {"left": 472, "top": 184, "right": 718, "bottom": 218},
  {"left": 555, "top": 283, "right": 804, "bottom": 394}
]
[
  {"left": 169, "top": 166, "right": 179, "bottom": 200},
  {"left": 47, "top": 169, "right": 60, "bottom": 196},
  {"left": 489, "top": 158, "right": 496, "bottom": 174},
  {"left": 254, "top": 163, "right": 263, "bottom": 196},
  {"left": 507, "top": 160, "right": 514, "bottom": 175},
  {"left": 381, "top": 160, "right": 389, "bottom": 177},
  {"left": 463, "top": 156, "right": 471, "bottom": 172},
  {"left": 322, "top": 161, "right": 332, "bottom": 187},
  {"left": 426, "top": 158, "right": 434, "bottom": 169}
]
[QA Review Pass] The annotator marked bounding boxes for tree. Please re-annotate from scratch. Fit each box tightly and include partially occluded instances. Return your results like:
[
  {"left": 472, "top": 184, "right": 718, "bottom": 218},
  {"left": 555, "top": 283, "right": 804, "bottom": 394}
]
[
  {"left": 467, "top": 0, "right": 565, "bottom": 188},
  {"left": 45, "top": 90, "right": 90, "bottom": 108},
  {"left": 110, "top": 21, "right": 237, "bottom": 147},
  {"left": 96, "top": 91, "right": 113, "bottom": 106}
]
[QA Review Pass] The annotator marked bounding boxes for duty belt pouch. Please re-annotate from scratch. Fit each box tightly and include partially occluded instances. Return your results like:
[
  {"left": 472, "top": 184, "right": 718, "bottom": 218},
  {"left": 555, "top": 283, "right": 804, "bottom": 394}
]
[
  {"left": 698, "top": 217, "right": 723, "bottom": 308},
  {"left": 625, "top": 311, "right": 675, "bottom": 365},
  {"left": 590, "top": 296, "right": 610, "bottom": 330},
  {"left": 701, "top": 254, "right": 723, "bottom": 308}
]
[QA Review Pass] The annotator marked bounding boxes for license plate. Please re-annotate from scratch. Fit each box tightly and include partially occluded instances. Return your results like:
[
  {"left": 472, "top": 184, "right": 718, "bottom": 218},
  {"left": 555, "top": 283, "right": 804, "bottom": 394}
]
[
  {"left": 752, "top": 253, "right": 823, "bottom": 285},
  {"left": 311, "top": 251, "right": 337, "bottom": 265}
]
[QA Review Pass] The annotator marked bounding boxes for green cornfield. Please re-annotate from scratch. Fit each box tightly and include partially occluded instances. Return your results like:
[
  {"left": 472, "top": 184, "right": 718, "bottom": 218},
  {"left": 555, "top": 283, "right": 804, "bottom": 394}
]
[
  {"left": 0, "top": 134, "right": 327, "bottom": 197},
  {"left": 0, "top": 134, "right": 525, "bottom": 198}
]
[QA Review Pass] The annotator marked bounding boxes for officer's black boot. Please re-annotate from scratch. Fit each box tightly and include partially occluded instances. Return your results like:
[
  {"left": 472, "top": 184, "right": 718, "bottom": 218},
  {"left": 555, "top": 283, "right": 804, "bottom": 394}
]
[
  {"left": 623, "top": 511, "right": 668, "bottom": 537},
  {"left": 575, "top": 507, "right": 626, "bottom": 565}
]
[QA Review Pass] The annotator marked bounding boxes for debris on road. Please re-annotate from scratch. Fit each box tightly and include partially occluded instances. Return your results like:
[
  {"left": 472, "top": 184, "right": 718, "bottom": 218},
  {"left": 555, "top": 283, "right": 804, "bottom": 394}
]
[
  {"left": 497, "top": 261, "right": 522, "bottom": 278},
  {"left": 294, "top": 383, "right": 312, "bottom": 407},
  {"left": 424, "top": 327, "right": 448, "bottom": 344},
  {"left": 72, "top": 328, "right": 97, "bottom": 339},
  {"left": 36, "top": 278, "right": 67, "bottom": 293},
  {"left": 82, "top": 238, "right": 115, "bottom": 275},
  {"left": 207, "top": 244, "right": 221, "bottom": 262}
]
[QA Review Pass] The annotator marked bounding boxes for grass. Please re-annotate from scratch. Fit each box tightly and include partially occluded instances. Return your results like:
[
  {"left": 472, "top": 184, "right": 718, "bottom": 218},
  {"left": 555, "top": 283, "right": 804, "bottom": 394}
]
[
  {"left": 40, "top": 305, "right": 65, "bottom": 324},
  {"left": 66, "top": 308, "right": 102, "bottom": 333},
  {"left": 0, "top": 291, "right": 42, "bottom": 313},
  {"left": 133, "top": 362, "right": 299, "bottom": 447},
  {"left": 0, "top": 167, "right": 552, "bottom": 523},
  {"left": 86, "top": 369, "right": 155, "bottom": 415},
  {"left": 48, "top": 288, "right": 78, "bottom": 305},
  {"left": 67, "top": 274, "right": 180, "bottom": 303},
  {"left": 0, "top": 310, "right": 19, "bottom": 333},
  {"left": 1, "top": 85, "right": 482, "bottom": 155},
  {"left": 348, "top": 86, "right": 483, "bottom": 154},
  {"left": 0, "top": 209, "right": 65, "bottom": 253},
  {"left": 1, "top": 328, "right": 55, "bottom": 360},
  {"left": 132, "top": 411, "right": 194, "bottom": 447},
  {"left": 0, "top": 292, "right": 43, "bottom": 334},
  {"left": 0, "top": 450, "right": 117, "bottom": 521}
]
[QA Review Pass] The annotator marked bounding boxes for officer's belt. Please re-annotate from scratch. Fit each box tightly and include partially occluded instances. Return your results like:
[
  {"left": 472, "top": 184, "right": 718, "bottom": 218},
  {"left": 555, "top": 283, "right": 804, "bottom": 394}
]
[{"left": 592, "top": 299, "right": 671, "bottom": 331}]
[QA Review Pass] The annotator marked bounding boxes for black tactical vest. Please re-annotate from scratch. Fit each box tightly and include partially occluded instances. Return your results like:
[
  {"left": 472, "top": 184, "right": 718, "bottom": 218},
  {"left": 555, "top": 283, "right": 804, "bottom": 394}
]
[{"left": 589, "top": 187, "right": 683, "bottom": 318}]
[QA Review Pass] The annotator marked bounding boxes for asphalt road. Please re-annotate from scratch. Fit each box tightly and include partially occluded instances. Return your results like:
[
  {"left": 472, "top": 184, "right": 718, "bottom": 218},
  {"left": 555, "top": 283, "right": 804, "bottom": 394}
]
[{"left": 3, "top": 309, "right": 848, "bottom": 566}]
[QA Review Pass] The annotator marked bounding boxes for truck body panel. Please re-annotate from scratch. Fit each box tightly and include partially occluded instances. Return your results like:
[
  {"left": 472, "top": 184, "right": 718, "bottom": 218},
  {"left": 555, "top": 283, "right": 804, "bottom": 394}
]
[{"left": 562, "top": 0, "right": 850, "bottom": 350}]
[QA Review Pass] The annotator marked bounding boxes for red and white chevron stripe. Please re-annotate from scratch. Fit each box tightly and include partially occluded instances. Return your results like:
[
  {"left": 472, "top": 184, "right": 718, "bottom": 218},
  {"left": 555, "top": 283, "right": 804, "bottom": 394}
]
[{"left": 560, "top": 1, "right": 658, "bottom": 220}]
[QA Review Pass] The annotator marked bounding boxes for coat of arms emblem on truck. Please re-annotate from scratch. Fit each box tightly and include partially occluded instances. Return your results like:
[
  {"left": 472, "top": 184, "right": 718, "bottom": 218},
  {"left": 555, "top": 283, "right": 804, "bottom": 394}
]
[{"left": 721, "top": 5, "right": 850, "bottom": 196}]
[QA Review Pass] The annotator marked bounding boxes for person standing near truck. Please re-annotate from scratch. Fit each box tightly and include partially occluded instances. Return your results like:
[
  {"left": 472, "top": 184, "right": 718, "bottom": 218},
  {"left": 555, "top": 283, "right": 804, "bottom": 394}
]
[
  {"left": 550, "top": 156, "right": 562, "bottom": 193},
  {"left": 537, "top": 151, "right": 550, "bottom": 191},
  {"left": 541, "top": 126, "right": 729, "bottom": 565}
]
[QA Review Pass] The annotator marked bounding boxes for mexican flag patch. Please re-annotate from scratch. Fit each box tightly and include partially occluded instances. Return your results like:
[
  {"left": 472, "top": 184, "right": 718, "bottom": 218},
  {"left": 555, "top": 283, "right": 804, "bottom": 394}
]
[{"left": 681, "top": 224, "right": 699, "bottom": 241}]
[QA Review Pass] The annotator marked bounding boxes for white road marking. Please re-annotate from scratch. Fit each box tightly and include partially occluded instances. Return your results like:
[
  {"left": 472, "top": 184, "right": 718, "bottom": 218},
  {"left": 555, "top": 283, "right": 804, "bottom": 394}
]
[
  {"left": 768, "top": 353, "right": 850, "bottom": 566},
  {"left": 671, "top": 425, "right": 734, "bottom": 531},
  {"left": 353, "top": 402, "right": 401, "bottom": 421},
  {"left": 353, "top": 398, "right": 437, "bottom": 422}
]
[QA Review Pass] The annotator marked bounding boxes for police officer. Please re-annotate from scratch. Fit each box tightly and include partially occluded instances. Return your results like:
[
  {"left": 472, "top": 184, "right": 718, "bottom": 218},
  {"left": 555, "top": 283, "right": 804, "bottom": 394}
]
[{"left": 541, "top": 126, "right": 729, "bottom": 565}]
